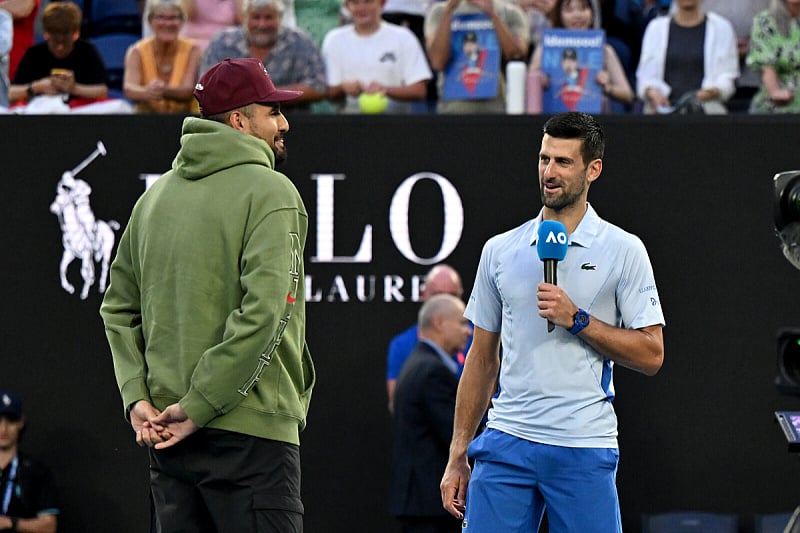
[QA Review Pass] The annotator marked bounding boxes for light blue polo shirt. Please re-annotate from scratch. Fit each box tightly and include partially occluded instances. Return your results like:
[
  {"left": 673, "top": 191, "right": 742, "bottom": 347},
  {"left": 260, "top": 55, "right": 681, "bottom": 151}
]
[{"left": 465, "top": 204, "right": 665, "bottom": 448}]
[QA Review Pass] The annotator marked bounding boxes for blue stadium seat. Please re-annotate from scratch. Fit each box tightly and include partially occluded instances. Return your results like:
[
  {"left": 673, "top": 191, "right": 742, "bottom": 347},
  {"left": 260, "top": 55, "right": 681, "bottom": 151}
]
[
  {"left": 88, "top": 33, "right": 138, "bottom": 97},
  {"left": 85, "top": 0, "right": 141, "bottom": 36},
  {"left": 755, "top": 512, "right": 794, "bottom": 533},
  {"left": 642, "top": 512, "right": 738, "bottom": 533}
]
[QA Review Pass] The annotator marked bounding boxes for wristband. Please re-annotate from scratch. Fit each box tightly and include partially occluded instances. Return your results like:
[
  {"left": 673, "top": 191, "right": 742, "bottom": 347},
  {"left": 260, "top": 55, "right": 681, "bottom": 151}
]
[
  {"left": 10, "top": 516, "right": 18, "bottom": 531},
  {"left": 26, "top": 84, "right": 34, "bottom": 98}
]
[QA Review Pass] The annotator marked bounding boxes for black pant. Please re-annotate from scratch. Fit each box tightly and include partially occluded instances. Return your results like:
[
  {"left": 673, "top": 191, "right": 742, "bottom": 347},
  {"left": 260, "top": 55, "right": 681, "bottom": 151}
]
[
  {"left": 398, "top": 515, "right": 463, "bottom": 533},
  {"left": 148, "top": 429, "right": 303, "bottom": 533}
]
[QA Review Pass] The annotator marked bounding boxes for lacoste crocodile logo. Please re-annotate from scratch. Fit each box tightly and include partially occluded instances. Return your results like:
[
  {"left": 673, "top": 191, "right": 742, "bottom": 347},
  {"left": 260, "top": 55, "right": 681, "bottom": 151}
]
[{"left": 581, "top": 262, "right": 597, "bottom": 270}]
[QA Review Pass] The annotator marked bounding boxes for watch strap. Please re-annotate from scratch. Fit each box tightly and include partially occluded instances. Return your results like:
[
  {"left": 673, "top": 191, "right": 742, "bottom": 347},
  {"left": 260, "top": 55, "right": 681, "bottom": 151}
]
[{"left": 569, "top": 309, "right": 590, "bottom": 335}]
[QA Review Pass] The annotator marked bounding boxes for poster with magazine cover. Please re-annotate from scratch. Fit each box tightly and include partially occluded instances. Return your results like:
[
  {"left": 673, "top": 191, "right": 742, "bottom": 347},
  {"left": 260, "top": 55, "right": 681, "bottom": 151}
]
[
  {"left": 441, "top": 13, "right": 500, "bottom": 100},
  {"left": 540, "top": 28, "right": 604, "bottom": 113}
]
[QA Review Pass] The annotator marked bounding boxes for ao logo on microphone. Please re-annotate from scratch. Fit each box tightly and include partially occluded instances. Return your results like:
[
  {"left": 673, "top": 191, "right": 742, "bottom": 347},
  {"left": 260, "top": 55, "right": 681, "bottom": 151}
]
[
  {"left": 536, "top": 220, "right": 568, "bottom": 262},
  {"left": 545, "top": 230, "right": 568, "bottom": 245}
]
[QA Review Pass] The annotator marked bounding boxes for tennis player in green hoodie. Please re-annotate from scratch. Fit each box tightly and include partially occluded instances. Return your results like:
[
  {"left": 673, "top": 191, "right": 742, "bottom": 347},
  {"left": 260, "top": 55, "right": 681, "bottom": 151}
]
[{"left": 100, "top": 57, "right": 315, "bottom": 532}]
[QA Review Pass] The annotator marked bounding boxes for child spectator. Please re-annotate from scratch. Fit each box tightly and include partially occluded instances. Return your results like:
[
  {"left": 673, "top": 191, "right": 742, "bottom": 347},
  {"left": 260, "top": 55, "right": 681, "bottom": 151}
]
[
  {"left": 9, "top": 2, "right": 110, "bottom": 110},
  {"left": 322, "top": 0, "right": 432, "bottom": 114}
]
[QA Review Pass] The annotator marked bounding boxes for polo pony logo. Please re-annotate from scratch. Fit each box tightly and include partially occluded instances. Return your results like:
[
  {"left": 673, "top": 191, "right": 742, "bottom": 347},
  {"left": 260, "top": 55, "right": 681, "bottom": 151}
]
[{"left": 49, "top": 141, "right": 120, "bottom": 300}]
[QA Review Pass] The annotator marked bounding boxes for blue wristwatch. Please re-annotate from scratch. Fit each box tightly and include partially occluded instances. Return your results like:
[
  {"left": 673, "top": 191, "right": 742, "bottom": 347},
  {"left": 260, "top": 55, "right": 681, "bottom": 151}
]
[{"left": 569, "top": 309, "right": 590, "bottom": 335}]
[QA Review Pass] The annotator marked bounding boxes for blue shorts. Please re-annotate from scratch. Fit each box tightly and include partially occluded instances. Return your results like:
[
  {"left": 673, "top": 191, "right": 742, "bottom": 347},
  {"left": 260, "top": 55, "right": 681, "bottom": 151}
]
[{"left": 463, "top": 428, "right": 621, "bottom": 533}]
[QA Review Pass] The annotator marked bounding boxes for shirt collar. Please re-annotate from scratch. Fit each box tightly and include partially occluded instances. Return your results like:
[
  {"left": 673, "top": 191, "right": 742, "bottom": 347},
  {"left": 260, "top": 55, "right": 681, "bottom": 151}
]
[
  {"left": 420, "top": 338, "right": 459, "bottom": 375},
  {"left": 529, "top": 202, "right": 601, "bottom": 249}
]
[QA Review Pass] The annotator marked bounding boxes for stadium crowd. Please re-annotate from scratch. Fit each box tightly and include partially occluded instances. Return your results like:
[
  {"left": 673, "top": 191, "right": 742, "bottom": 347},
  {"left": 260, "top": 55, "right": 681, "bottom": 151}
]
[{"left": 0, "top": 0, "right": 796, "bottom": 114}]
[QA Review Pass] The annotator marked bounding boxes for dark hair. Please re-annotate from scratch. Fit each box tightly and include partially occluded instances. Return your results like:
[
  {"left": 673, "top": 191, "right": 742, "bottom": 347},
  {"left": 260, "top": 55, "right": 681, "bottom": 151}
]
[
  {"left": 543, "top": 112, "right": 604, "bottom": 164},
  {"left": 204, "top": 102, "right": 278, "bottom": 122},
  {"left": 550, "top": 0, "right": 596, "bottom": 29}
]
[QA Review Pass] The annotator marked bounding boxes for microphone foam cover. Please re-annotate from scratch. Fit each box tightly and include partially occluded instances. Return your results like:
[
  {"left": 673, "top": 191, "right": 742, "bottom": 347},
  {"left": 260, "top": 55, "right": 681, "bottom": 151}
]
[{"left": 536, "top": 220, "right": 568, "bottom": 261}]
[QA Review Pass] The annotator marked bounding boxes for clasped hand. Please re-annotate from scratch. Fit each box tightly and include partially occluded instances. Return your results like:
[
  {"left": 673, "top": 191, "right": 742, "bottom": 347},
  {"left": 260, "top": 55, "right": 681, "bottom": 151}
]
[
  {"left": 130, "top": 400, "right": 199, "bottom": 450},
  {"left": 342, "top": 80, "right": 386, "bottom": 97},
  {"left": 50, "top": 71, "right": 75, "bottom": 94},
  {"left": 145, "top": 79, "right": 167, "bottom": 100}
]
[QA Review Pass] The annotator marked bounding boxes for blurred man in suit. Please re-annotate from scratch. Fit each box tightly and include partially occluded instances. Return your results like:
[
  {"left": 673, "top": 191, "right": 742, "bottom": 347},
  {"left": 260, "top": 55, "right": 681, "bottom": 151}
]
[
  {"left": 386, "top": 264, "right": 468, "bottom": 414},
  {"left": 389, "top": 294, "right": 472, "bottom": 533}
]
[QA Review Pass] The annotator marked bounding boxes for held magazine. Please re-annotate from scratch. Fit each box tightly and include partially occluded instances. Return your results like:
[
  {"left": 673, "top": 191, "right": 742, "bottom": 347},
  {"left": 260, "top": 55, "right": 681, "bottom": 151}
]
[
  {"left": 441, "top": 13, "right": 500, "bottom": 100},
  {"left": 540, "top": 29, "right": 605, "bottom": 113}
]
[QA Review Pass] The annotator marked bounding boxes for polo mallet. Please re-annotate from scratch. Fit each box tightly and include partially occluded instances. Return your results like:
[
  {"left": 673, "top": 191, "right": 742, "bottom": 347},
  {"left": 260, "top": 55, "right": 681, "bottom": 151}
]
[{"left": 71, "top": 141, "right": 107, "bottom": 177}]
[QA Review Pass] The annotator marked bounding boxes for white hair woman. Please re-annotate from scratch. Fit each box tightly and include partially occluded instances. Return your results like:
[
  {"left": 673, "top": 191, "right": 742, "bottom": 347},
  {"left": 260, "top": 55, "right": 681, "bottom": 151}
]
[{"left": 123, "top": 0, "right": 201, "bottom": 113}]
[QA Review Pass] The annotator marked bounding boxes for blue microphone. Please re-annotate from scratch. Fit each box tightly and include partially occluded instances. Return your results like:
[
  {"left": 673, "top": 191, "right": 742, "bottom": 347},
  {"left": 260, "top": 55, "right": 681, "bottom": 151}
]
[{"left": 536, "top": 220, "right": 568, "bottom": 332}]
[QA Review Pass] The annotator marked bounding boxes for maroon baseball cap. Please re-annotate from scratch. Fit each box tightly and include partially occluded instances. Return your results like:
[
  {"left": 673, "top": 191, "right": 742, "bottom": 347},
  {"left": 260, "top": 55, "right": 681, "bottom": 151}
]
[{"left": 193, "top": 58, "right": 303, "bottom": 116}]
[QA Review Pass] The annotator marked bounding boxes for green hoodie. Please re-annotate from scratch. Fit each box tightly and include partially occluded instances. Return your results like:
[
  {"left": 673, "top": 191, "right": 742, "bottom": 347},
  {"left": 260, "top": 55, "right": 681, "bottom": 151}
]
[{"left": 101, "top": 117, "right": 315, "bottom": 445}]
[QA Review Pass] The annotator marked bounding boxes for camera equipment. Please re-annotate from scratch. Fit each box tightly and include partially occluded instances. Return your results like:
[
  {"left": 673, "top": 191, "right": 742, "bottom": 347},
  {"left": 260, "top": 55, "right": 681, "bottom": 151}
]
[
  {"left": 774, "top": 170, "right": 800, "bottom": 271},
  {"left": 776, "top": 329, "right": 800, "bottom": 397},
  {"left": 772, "top": 172, "right": 800, "bottom": 533},
  {"left": 775, "top": 411, "right": 800, "bottom": 452},
  {"left": 773, "top": 172, "right": 800, "bottom": 397}
]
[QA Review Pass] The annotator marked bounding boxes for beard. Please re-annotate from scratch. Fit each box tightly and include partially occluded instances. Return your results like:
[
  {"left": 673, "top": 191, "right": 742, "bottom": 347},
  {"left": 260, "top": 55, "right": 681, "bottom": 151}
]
[
  {"left": 540, "top": 174, "right": 588, "bottom": 211},
  {"left": 247, "top": 29, "right": 277, "bottom": 48},
  {"left": 275, "top": 146, "right": 287, "bottom": 165},
  {"left": 251, "top": 127, "right": 287, "bottom": 164}
]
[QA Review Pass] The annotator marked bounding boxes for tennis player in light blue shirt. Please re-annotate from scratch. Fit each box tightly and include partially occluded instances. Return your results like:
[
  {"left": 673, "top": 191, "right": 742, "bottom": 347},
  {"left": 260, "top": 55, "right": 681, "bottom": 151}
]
[{"left": 440, "top": 112, "right": 665, "bottom": 533}]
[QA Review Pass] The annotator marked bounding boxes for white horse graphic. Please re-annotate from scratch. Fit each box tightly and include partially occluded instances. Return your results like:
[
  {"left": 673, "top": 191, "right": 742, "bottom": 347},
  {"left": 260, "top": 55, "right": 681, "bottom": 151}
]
[{"left": 50, "top": 142, "right": 119, "bottom": 300}]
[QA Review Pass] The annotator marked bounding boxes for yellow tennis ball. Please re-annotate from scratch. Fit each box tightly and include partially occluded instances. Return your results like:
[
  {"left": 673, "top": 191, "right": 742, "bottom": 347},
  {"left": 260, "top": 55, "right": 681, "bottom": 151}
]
[{"left": 358, "top": 92, "right": 388, "bottom": 114}]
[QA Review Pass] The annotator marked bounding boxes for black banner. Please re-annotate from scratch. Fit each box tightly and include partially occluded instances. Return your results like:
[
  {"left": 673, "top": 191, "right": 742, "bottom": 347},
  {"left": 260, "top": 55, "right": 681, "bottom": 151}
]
[{"left": 2, "top": 114, "right": 800, "bottom": 532}]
